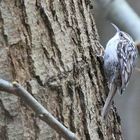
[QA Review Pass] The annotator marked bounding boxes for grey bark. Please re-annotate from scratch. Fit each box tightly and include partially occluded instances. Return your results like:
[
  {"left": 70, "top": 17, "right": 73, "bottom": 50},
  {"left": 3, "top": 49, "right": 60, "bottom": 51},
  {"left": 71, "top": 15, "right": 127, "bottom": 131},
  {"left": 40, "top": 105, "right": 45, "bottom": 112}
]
[{"left": 0, "top": 0, "right": 122, "bottom": 139}]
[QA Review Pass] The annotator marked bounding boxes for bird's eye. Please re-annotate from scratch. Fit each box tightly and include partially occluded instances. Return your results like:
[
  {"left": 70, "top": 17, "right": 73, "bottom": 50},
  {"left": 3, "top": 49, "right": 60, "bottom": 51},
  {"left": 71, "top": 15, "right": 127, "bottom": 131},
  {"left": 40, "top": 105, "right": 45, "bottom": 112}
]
[{"left": 119, "top": 32, "right": 123, "bottom": 37}]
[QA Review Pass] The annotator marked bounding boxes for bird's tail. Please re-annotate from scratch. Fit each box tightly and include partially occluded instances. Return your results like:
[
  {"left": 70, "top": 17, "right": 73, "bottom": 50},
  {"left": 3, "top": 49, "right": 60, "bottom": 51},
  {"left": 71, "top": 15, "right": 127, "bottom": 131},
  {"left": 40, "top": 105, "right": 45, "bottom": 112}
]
[{"left": 102, "top": 84, "right": 117, "bottom": 120}]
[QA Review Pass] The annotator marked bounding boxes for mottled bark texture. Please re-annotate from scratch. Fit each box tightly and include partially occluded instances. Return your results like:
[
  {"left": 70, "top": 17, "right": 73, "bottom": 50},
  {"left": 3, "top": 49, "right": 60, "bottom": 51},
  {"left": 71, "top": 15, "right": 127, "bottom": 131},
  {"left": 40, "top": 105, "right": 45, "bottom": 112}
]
[{"left": 0, "top": 0, "right": 122, "bottom": 140}]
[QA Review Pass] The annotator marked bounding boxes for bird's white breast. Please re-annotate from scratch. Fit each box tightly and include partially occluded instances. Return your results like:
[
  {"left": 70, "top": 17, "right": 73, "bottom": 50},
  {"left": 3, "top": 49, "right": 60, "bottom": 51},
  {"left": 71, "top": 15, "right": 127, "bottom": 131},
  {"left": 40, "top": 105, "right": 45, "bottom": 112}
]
[{"left": 104, "top": 34, "right": 119, "bottom": 61}]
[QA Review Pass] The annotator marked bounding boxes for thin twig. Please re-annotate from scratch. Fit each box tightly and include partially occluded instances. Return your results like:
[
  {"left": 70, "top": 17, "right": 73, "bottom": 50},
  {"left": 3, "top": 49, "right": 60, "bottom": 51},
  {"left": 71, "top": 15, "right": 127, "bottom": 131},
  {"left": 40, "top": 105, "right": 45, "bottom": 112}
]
[
  {"left": 0, "top": 79, "right": 78, "bottom": 140},
  {"left": 96, "top": 0, "right": 140, "bottom": 41},
  {"left": 135, "top": 67, "right": 140, "bottom": 72}
]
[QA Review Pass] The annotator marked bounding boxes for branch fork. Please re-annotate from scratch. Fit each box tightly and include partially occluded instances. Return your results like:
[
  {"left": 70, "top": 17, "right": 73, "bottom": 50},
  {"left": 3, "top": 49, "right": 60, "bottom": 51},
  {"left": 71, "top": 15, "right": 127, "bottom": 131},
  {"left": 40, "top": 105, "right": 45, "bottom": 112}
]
[{"left": 0, "top": 79, "right": 78, "bottom": 140}]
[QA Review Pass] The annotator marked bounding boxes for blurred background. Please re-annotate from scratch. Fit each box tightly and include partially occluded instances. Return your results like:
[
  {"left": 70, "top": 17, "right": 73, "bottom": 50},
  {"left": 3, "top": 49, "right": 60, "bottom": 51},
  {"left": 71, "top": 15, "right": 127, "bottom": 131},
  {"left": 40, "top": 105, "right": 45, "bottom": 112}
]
[{"left": 94, "top": 0, "right": 140, "bottom": 140}]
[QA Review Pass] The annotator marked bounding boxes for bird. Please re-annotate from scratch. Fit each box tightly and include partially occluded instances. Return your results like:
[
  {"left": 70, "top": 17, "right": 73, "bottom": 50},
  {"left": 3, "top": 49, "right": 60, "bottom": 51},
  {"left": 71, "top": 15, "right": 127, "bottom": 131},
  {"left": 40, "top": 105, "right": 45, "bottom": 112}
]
[{"left": 102, "top": 23, "right": 137, "bottom": 119}]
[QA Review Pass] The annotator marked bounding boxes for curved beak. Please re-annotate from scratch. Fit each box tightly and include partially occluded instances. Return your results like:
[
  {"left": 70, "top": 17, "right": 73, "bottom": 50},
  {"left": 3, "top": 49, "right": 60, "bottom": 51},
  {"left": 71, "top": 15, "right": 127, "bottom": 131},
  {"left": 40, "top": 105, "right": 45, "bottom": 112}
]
[{"left": 111, "top": 23, "right": 120, "bottom": 32}]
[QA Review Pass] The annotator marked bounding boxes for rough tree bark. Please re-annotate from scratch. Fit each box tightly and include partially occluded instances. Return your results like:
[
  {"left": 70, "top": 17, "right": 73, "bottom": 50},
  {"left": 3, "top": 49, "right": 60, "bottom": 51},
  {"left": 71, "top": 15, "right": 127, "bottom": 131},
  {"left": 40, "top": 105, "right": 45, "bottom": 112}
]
[{"left": 0, "top": 0, "right": 122, "bottom": 140}]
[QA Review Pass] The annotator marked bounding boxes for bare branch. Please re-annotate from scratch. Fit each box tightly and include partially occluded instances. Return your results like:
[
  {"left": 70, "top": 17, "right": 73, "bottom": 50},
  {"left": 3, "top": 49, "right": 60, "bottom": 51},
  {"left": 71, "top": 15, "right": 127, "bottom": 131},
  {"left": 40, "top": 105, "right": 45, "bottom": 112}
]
[
  {"left": 0, "top": 79, "right": 78, "bottom": 140},
  {"left": 96, "top": 0, "right": 140, "bottom": 41}
]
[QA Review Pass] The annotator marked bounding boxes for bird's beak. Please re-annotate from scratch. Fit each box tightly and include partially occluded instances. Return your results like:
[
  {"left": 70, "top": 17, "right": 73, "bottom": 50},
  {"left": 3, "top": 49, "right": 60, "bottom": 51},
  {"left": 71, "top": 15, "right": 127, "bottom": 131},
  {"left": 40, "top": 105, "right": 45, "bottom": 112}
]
[{"left": 111, "top": 23, "right": 120, "bottom": 32}]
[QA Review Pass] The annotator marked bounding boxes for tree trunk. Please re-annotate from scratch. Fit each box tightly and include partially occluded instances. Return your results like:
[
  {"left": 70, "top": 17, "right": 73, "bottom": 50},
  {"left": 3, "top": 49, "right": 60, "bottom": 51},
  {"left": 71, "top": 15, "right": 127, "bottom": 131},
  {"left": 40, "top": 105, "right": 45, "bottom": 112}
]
[{"left": 0, "top": 0, "right": 122, "bottom": 139}]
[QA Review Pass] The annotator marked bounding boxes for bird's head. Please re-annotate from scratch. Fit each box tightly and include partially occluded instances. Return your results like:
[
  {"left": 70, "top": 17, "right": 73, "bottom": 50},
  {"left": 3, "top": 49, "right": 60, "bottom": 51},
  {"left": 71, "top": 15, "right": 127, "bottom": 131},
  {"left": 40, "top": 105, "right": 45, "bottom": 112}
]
[{"left": 111, "top": 23, "right": 133, "bottom": 42}]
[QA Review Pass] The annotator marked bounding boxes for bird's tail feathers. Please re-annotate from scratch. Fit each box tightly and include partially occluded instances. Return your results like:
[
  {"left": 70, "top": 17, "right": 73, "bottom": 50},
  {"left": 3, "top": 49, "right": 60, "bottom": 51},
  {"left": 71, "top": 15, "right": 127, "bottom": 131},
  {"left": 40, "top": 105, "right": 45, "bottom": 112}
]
[{"left": 102, "top": 84, "right": 117, "bottom": 120}]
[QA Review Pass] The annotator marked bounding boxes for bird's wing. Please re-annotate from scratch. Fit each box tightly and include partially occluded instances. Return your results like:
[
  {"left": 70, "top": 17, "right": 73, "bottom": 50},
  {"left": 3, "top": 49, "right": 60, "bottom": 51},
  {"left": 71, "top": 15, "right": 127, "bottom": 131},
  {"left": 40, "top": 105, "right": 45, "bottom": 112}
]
[{"left": 117, "top": 41, "right": 137, "bottom": 94}]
